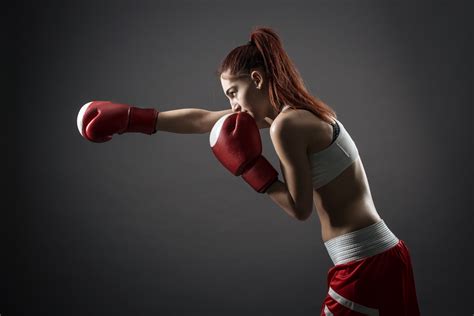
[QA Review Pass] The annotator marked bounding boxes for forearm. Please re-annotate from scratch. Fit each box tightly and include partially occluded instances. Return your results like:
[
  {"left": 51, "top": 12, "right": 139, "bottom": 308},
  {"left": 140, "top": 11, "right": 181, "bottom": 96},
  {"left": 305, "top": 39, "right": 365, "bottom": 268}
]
[
  {"left": 155, "top": 108, "right": 208, "bottom": 134},
  {"left": 265, "top": 180, "right": 300, "bottom": 220},
  {"left": 156, "top": 107, "right": 238, "bottom": 134}
]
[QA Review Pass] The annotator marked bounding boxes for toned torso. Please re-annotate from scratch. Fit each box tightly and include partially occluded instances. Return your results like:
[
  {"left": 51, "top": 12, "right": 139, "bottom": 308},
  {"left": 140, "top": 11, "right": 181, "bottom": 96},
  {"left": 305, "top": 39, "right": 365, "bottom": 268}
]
[{"left": 280, "top": 106, "right": 381, "bottom": 242}]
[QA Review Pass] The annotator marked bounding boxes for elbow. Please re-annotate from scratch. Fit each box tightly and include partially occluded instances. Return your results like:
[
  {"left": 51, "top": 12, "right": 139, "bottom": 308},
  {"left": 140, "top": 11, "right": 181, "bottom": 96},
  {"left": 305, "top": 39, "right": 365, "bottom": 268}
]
[
  {"left": 293, "top": 201, "right": 313, "bottom": 221},
  {"left": 294, "top": 209, "right": 312, "bottom": 221}
]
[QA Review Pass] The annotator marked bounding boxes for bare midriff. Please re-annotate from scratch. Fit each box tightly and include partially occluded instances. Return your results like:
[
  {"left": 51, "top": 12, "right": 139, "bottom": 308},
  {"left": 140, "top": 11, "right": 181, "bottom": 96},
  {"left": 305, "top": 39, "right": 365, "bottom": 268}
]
[{"left": 283, "top": 106, "right": 382, "bottom": 242}]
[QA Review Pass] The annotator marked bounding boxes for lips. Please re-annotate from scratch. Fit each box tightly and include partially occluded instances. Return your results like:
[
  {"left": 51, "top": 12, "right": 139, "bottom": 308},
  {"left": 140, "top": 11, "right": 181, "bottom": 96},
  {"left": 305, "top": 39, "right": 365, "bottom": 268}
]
[
  {"left": 237, "top": 110, "right": 254, "bottom": 119},
  {"left": 235, "top": 108, "right": 255, "bottom": 119}
]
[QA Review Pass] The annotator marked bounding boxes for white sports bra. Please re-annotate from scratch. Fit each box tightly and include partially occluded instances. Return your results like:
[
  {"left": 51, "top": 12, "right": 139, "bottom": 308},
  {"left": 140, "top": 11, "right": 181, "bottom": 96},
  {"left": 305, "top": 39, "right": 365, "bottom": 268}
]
[
  {"left": 280, "top": 105, "right": 359, "bottom": 189},
  {"left": 309, "top": 118, "right": 359, "bottom": 189}
]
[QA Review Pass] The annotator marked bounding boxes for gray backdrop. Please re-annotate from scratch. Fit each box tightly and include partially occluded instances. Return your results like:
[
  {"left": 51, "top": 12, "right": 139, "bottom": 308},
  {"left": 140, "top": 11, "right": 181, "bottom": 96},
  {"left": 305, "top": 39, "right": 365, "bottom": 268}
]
[{"left": 5, "top": 0, "right": 473, "bottom": 315}]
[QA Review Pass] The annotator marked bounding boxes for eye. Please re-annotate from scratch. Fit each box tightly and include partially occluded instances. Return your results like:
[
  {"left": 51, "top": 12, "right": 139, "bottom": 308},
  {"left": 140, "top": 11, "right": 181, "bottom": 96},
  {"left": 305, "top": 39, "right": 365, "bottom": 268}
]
[{"left": 230, "top": 91, "right": 236, "bottom": 98}]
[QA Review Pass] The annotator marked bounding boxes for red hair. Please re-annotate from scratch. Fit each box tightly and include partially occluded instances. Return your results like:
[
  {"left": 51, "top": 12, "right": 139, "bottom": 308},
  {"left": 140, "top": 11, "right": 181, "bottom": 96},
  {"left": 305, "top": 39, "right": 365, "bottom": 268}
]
[{"left": 216, "top": 26, "right": 337, "bottom": 124}]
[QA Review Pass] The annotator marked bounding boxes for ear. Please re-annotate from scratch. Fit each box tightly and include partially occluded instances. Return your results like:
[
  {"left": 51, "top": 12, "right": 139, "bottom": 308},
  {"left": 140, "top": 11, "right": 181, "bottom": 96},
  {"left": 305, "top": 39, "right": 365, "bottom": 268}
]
[{"left": 250, "top": 70, "right": 264, "bottom": 89}]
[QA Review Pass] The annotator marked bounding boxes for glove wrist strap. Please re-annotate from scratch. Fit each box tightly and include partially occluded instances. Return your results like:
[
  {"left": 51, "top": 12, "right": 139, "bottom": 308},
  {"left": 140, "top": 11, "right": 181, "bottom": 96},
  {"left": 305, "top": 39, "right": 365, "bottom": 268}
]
[
  {"left": 242, "top": 156, "right": 279, "bottom": 193},
  {"left": 124, "top": 107, "right": 159, "bottom": 134}
]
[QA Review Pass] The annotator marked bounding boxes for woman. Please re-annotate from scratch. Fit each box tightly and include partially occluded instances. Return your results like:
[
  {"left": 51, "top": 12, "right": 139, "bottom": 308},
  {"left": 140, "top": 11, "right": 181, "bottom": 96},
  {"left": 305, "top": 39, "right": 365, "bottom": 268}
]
[{"left": 77, "top": 27, "right": 420, "bottom": 315}]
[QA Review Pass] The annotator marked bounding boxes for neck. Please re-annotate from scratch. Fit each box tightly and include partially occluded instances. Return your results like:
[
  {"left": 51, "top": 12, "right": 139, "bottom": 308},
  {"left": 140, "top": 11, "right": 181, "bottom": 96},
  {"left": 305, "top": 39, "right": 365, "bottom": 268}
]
[{"left": 264, "top": 104, "right": 286, "bottom": 126}]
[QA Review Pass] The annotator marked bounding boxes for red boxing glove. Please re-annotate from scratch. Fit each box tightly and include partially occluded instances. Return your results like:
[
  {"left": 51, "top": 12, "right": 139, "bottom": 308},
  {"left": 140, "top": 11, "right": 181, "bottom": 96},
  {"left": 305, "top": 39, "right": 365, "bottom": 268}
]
[
  {"left": 77, "top": 101, "right": 159, "bottom": 143},
  {"left": 210, "top": 112, "right": 278, "bottom": 193}
]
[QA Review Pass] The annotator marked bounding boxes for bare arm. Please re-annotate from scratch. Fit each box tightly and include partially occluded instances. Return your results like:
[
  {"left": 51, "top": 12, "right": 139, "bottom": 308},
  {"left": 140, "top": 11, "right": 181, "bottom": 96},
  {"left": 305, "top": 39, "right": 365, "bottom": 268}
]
[
  {"left": 156, "top": 108, "right": 270, "bottom": 134},
  {"left": 155, "top": 108, "right": 231, "bottom": 134},
  {"left": 265, "top": 161, "right": 310, "bottom": 221},
  {"left": 265, "top": 116, "right": 314, "bottom": 221},
  {"left": 265, "top": 180, "right": 302, "bottom": 220}
]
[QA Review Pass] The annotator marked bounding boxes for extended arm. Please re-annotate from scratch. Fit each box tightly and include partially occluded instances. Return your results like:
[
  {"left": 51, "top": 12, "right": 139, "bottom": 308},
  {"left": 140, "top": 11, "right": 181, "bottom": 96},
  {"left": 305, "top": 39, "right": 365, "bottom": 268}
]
[
  {"left": 157, "top": 108, "right": 270, "bottom": 134},
  {"left": 77, "top": 100, "right": 269, "bottom": 142},
  {"left": 156, "top": 108, "right": 232, "bottom": 134}
]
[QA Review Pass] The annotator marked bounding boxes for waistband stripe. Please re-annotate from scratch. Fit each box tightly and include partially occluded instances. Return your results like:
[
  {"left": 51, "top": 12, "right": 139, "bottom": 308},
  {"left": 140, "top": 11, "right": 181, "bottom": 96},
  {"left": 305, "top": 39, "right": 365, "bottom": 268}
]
[{"left": 324, "top": 220, "right": 399, "bottom": 265}]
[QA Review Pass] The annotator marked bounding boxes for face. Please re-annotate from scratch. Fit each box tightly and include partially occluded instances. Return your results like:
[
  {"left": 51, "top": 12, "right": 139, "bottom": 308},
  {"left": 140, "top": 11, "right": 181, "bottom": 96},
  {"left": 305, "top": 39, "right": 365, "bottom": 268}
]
[{"left": 220, "top": 68, "right": 271, "bottom": 123}]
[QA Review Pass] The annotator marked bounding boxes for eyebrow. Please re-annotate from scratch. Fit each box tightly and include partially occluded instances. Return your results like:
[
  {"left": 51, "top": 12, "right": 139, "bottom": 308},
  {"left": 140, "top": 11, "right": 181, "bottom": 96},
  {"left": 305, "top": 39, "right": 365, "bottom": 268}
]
[{"left": 225, "top": 85, "right": 236, "bottom": 96}]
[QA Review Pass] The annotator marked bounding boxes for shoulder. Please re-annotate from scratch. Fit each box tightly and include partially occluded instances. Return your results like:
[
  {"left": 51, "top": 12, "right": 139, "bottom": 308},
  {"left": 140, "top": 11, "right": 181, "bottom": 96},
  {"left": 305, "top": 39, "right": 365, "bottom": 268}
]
[
  {"left": 271, "top": 108, "right": 303, "bottom": 134},
  {"left": 270, "top": 111, "right": 295, "bottom": 138},
  {"left": 269, "top": 109, "right": 314, "bottom": 160},
  {"left": 270, "top": 107, "right": 325, "bottom": 141},
  {"left": 270, "top": 108, "right": 336, "bottom": 155}
]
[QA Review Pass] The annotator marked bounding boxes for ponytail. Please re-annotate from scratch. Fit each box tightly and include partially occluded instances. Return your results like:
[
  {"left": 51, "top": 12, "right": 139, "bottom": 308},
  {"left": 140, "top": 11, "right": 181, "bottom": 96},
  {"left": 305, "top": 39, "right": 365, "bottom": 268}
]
[{"left": 217, "top": 26, "right": 336, "bottom": 124}]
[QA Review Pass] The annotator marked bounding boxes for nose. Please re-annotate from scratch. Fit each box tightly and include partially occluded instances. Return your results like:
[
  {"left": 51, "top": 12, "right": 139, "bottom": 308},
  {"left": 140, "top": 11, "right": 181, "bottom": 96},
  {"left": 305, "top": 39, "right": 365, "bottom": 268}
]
[{"left": 232, "top": 103, "right": 242, "bottom": 113}]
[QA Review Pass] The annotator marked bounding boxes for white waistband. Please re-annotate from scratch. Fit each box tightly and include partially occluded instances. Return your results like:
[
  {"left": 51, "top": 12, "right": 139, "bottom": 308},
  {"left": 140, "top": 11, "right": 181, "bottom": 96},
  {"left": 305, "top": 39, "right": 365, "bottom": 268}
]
[{"left": 324, "top": 220, "right": 399, "bottom": 266}]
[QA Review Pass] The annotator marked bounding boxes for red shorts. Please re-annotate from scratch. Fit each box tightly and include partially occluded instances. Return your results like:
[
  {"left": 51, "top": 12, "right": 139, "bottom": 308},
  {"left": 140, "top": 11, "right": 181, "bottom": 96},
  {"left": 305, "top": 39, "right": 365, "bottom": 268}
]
[{"left": 320, "top": 221, "right": 420, "bottom": 315}]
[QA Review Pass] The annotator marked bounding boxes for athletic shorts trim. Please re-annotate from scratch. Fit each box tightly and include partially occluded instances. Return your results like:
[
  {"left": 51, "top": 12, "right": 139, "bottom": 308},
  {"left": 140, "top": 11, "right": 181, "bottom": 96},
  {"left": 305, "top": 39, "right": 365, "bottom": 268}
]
[{"left": 325, "top": 287, "right": 380, "bottom": 315}]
